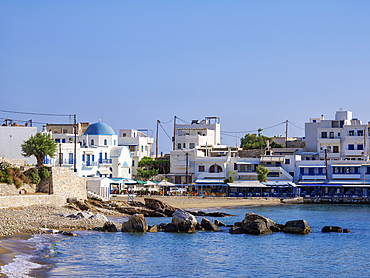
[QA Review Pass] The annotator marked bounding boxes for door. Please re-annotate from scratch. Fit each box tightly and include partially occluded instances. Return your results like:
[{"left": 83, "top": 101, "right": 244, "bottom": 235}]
[
  {"left": 99, "top": 153, "right": 102, "bottom": 163},
  {"left": 59, "top": 153, "right": 63, "bottom": 165},
  {"left": 69, "top": 153, "right": 73, "bottom": 165},
  {"left": 86, "top": 154, "right": 90, "bottom": 166}
]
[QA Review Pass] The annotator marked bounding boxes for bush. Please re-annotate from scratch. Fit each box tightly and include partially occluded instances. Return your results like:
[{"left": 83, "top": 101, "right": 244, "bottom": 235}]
[
  {"left": 38, "top": 166, "right": 50, "bottom": 180},
  {"left": 25, "top": 168, "right": 41, "bottom": 185},
  {"left": 14, "top": 178, "right": 22, "bottom": 189},
  {"left": 13, "top": 167, "right": 21, "bottom": 178},
  {"left": 3, "top": 176, "right": 12, "bottom": 185}
]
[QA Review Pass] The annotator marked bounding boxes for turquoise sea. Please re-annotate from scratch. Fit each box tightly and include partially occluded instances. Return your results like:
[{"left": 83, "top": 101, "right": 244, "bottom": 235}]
[{"left": 2, "top": 204, "right": 370, "bottom": 277}]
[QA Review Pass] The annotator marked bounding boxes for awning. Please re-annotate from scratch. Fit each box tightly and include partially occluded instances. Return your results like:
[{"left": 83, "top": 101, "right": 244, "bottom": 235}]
[
  {"left": 97, "top": 169, "right": 111, "bottom": 175},
  {"left": 228, "top": 181, "right": 267, "bottom": 188},
  {"left": 263, "top": 181, "right": 295, "bottom": 186},
  {"left": 84, "top": 151, "right": 94, "bottom": 155},
  {"left": 236, "top": 161, "right": 259, "bottom": 165},
  {"left": 331, "top": 165, "right": 361, "bottom": 167},
  {"left": 260, "top": 156, "right": 285, "bottom": 162},
  {"left": 195, "top": 179, "right": 225, "bottom": 184},
  {"left": 136, "top": 180, "right": 147, "bottom": 184},
  {"left": 299, "top": 165, "right": 326, "bottom": 168}
]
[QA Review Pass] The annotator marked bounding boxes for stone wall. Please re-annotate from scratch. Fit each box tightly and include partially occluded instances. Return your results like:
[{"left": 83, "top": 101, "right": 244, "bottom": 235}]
[
  {"left": 0, "top": 194, "right": 65, "bottom": 208},
  {"left": 50, "top": 167, "right": 87, "bottom": 201},
  {"left": 0, "top": 183, "right": 36, "bottom": 196},
  {"left": 238, "top": 149, "right": 265, "bottom": 158}
]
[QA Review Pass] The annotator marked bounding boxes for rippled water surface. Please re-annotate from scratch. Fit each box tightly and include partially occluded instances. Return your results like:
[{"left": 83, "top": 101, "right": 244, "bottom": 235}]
[{"left": 41, "top": 204, "right": 370, "bottom": 277}]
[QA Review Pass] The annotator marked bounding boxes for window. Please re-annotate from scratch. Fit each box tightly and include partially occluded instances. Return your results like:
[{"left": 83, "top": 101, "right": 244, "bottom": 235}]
[
  {"left": 198, "top": 165, "right": 205, "bottom": 172},
  {"left": 62, "top": 139, "right": 66, "bottom": 143},
  {"left": 348, "top": 144, "right": 354, "bottom": 150},
  {"left": 318, "top": 168, "right": 323, "bottom": 175},
  {"left": 114, "top": 140, "right": 116, "bottom": 145},
  {"left": 141, "top": 146, "right": 144, "bottom": 152},
  {"left": 183, "top": 143, "right": 186, "bottom": 148},
  {"left": 358, "top": 130, "right": 364, "bottom": 136},
  {"left": 177, "top": 143, "right": 181, "bottom": 149},
  {"left": 91, "top": 139, "right": 94, "bottom": 145},
  {"left": 354, "top": 167, "right": 359, "bottom": 174},
  {"left": 92, "top": 155, "right": 94, "bottom": 161},
  {"left": 276, "top": 162, "right": 281, "bottom": 167},
  {"left": 309, "top": 168, "right": 314, "bottom": 175},
  {"left": 104, "top": 139, "right": 107, "bottom": 145},
  {"left": 189, "top": 143, "right": 195, "bottom": 149},
  {"left": 105, "top": 152, "right": 107, "bottom": 159},
  {"left": 285, "top": 159, "right": 290, "bottom": 164},
  {"left": 82, "top": 154, "right": 85, "bottom": 162},
  {"left": 338, "top": 133, "right": 340, "bottom": 137},
  {"left": 55, "top": 139, "right": 60, "bottom": 143},
  {"left": 367, "top": 166, "right": 370, "bottom": 174},
  {"left": 267, "top": 172, "right": 279, "bottom": 177},
  {"left": 358, "top": 144, "right": 364, "bottom": 150},
  {"left": 349, "top": 130, "right": 355, "bottom": 136},
  {"left": 129, "top": 168, "right": 131, "bottom": 174},
  {"left": 132, "top": 160, "right": 134, "bottom": 167},
  {"left": 333, "top": 146, "right": 339, "bottom": 153},
  {"left": 234, "top": 163, "right": 238, "bottom": 171},
  {"left": 330, "top": 132, "right": 334, "bottom": 138},
  {"left": 321, "top": 132, "right": 327, "bottom": 138},
  {"left": 99, "top": 153, "right": 102, "bottom": 163},
  {"left": 300, "top": 168, "right": 304, "bottom": 175},
  {"left": 122, "top": 133, "right": 126, "bottom": 137}
]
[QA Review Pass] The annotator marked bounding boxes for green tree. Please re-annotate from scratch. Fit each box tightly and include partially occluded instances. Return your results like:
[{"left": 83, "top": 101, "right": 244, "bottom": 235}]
[
  {"left": 21, "top": 133, "right": 57, "bottom": 166},
  {"left": 256, "top": 165, "right": 269, "bottom": 183},
  {"left": 240, "top": 130, "right": 285, "bottom": 150},
  {"left": 223, "top": 170, "right": 236, "bottom": 184},
  {"left": 138, "top": 156, "right": 154, "bottom": 168}
]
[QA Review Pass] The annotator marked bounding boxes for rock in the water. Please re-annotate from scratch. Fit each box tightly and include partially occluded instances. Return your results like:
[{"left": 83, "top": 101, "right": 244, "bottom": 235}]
[
  {"left": 62, "top": 231, "right": 78, "bottom": 236},
  {"left": 163, "top": 223, "right": 178, "bottom": 233},
  {"left": 214, "top": 220, "right": 226, "bottom": 227},
  {"left": 121, "top": 214, "right": 148, "bottom": 232},
  {"left": 321, "top": 226, "right": 342, "bottom": 233},
  {"left": 234, "top": 222, "right": 242, "bottom": 227},
  {"left": 283, "top": 220, "right": 311, "bottom": 234},
  {"left": 103, "top": 221, "right": 118, "bottom": 232},
  {"left": 229, "top": 226, "right": 244, "bottom": 234},
  {"left": 148, "top": 225, "right": 158, "bottom": 233},
  {"left": 89, "top": 213, "right": 109, "bottom": 222},
  {"left": 242, "top": 213, "right": 278, "bottom": 232},
  {"left": 144, "top": 198, "right": 178, "bottom": 216},
  {"left": 117, "top": 206, "right": 166, "bottom": 217},
  {"left": 242, "top": 219, "right": 271, "bottom": 234},
  {"left": 172, "top": 210, "right": 197, "bottom": 233},
  {"left": 195, "top": 222, "right": 204, "bottom": 231},
  {"left": 343, "top": 229, "right": 350, "bottom": 233},
  {"left": 201, "top": 218, "right": 221, "bottom": 231}
]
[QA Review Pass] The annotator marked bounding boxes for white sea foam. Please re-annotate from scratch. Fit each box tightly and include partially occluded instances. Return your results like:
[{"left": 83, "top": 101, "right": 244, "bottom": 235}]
[{"left": 1, "top": 234, "right": 62, "bottom": 277}]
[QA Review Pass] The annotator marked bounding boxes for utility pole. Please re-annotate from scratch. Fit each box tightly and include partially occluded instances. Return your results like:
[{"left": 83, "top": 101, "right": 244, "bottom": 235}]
[
  {"left": 173, "top": 116, "right": 177, "bottom": 150},
  {"left": 185, "top": 152, "right": 189, "bottom": 184},
  {"left": 156, "top": 120, "right": 159, "bottom": 159},
  {"left": 59, "top": 143, "right": 62, "bottom": 167},
  {"left": 325, "top": 149, "right": 328, "bottom": 180},
  {"left": 74, "top": 114, "right": 77, "bottom": 172},
  {"left": 285, "top": 120, "right": 288, "bottom": 148}
]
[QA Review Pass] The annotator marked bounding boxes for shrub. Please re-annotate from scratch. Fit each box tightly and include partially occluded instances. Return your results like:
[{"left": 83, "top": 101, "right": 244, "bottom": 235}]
[
  {"left": 25, "top": 168, "right": 41, "bottom": 185},
  {"left": 14, "top": 178, "right": 22, "bottom": 189},
  {"left": 13, "top": 167, "right": 21, "bottom": 178},
  {"left": 3, "top": 176, "right": 12, "bottom": 185},
  {"left": 0, "top": 162, "right": 11, "bottom": 171},
  {"left": 38, "top": 166, "right": 50, "bottom": 180}
]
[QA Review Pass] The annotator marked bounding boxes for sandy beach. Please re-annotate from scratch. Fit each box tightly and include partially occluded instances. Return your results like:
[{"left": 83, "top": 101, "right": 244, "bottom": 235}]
[{"left": 113, "top": 196, "right": 282, "bottom": 209}]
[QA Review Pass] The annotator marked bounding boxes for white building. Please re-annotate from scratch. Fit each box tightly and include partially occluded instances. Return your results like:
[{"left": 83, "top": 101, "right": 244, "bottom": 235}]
[
  {"left": 0, "top": 124, "right": 37, "bottom": 165},
  {"left": 118, "top": 129, "right": 154, "bottom": 177},
  {"left": 46, "top": 121, "right": 132, "bottom": 179}
]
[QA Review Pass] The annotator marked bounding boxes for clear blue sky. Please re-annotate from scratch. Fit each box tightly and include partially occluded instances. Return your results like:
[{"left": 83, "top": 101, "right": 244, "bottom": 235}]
[{"left": 1, "top": 1, "right": 370, "bottom": 153}]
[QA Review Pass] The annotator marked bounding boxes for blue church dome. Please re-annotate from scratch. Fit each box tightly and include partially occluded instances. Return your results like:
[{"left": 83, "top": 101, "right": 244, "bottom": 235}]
[{"left": 84, "top": 121, "right": 116, "bottom": 135}]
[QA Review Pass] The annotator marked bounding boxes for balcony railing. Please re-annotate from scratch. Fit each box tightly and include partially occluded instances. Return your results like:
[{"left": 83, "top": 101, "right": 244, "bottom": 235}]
[
  {"left": 82, "top": 161, "right": 98, "bottom": 167},
  {"left": 99, "top": 159, "right": 112, "bottom": 164}
]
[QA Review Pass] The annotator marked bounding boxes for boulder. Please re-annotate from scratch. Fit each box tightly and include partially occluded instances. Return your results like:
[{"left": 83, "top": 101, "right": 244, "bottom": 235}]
[
  {"left": 201, "top": 218, "right": 221, "bottom": 231},
  {"left": 148, "top": 225, "right": 158, "bottom": 233},
  {"left": 343, "top": 229, "right": 350, "bottom": 233},
  {"left": 321, "top": 226, "right": 342, "bottom": 233},
  {"left": 162, "top": 223, "right": 178, "bottom": 233},
  {"left": 121, "top": 214, "right": 148, "bottom": 232},
  {"left": 102, "top": 221, "right": 118, "bottom": 232},
  {"left": 172, "top": 210, "right": 197, "bottom": 233},
  {"left": 214, "top": 220, "right": 226, "bottom": 227},
  {"left": 89, "top": 213, "right": 109, "bottom": 222},
  {"left": 242, "top": 219, "right": 271, "bottom": 235},
  {"left": 234, "top": 222, "right": 242, "bottom": 227},
  {"left": 242, "top": 213, "right": 277, "bottom": 232},
  {"left": 229, "top": 226, "right": 244, "bottom": 234},
  {"left": 117, "top": 207, "right": 166, "bottom": 217},
  {"left": 144, "top": 198, "right": 178, "bottom": 216},
  {"left": 195, "top": 222, "right": 204, "bottom": 231},
  {"left": 62, "top": 231, "right": 78, "bottom": 236},
  {"left": 283, "top": 220, "right": 311, "bottom": 234}
]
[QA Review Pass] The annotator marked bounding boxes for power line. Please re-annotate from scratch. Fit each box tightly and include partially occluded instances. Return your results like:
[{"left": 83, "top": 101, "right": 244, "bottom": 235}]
[
  {"left": 289, "top": 121, "right": 305, "bottom": 130},
  {"left": 0, "top": 109, "right": 71, "bottom": 117},
  {"left": 221, "top": 121, "right": 286, "bottom": 134}
]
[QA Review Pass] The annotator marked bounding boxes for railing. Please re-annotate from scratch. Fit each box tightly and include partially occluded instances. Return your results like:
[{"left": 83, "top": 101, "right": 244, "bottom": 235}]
[
  {"left": 82, "top": 161, "right": 98, "bottom": 167},
  {"left": 99, "top": 159, "right": 112, "bottom": 164}
]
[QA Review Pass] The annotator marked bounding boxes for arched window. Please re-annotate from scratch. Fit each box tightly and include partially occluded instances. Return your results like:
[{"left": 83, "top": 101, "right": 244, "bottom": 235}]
[
  {"left": 209, "top": 164, "right": 223, "bottom": 173},
  {"left": 91, "top": 139, "right": 94, "bottom": 145},
  {"left": 104, "top": 139, "right": 107, "bottom": 145}
]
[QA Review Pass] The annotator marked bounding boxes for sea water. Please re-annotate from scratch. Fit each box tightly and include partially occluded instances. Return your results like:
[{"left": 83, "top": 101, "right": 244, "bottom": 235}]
[{"left": 3, "top": 204, "right": 370, "bottom": 277}]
